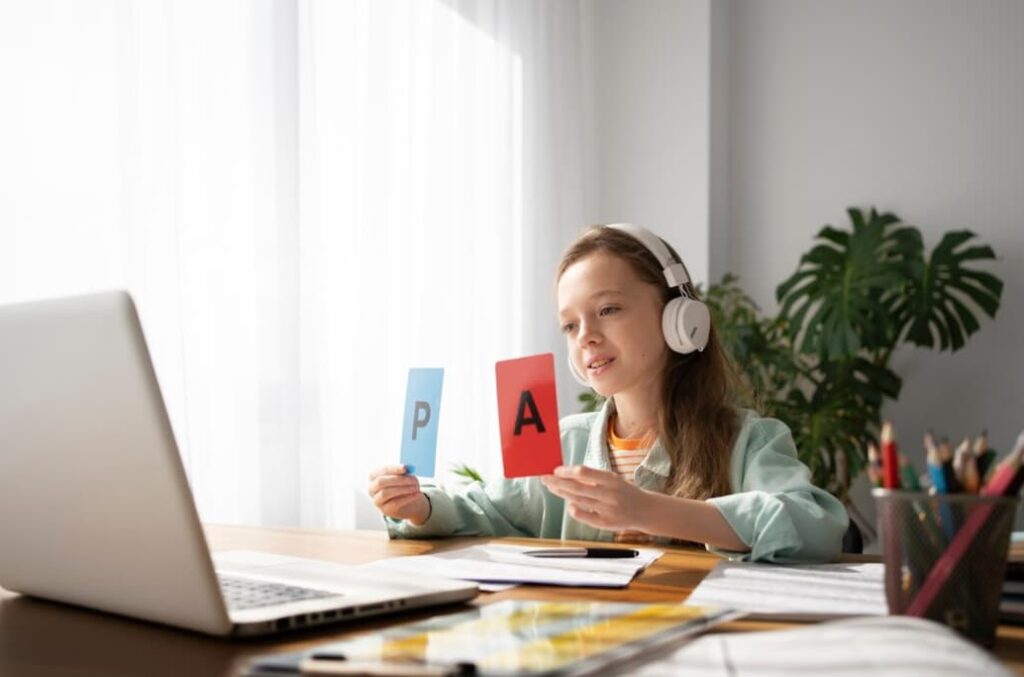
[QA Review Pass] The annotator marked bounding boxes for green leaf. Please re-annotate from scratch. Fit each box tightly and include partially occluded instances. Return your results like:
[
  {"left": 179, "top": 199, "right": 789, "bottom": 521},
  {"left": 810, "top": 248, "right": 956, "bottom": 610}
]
[
  {"left": 449, "top": 462, "right": 485, "bottom": 485},
  {"left": 896, "top": 229, "right": 1002, "bottom": 351},
  {"left": 776, "top": 208, "right": 918, "bottom": 360}
]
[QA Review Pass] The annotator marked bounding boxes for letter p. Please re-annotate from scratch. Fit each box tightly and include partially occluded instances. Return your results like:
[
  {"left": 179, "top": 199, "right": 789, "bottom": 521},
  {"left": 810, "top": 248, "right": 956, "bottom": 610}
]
[{"left": 412, "top": 400, "right": 431, "bottom": 441}]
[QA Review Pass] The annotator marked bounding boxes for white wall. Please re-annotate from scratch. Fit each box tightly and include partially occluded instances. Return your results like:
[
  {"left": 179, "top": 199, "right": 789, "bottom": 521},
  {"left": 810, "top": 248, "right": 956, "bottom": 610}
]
[
  {"left": 581, "top": 0, "right": 712, "bottom": 284},
  {"left": 725, "top": 0, "right": 1024, "bottom": 527}
]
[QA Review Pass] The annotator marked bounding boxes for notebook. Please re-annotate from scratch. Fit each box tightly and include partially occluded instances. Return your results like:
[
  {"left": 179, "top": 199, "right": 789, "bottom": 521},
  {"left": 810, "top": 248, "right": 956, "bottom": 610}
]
[{"left": 0, "top": 290, "right": 477, "bottom": 637}]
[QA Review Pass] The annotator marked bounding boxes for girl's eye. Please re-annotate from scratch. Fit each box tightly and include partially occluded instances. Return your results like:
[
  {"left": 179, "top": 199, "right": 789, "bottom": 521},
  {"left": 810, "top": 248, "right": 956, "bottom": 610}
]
[
  {"left": 599, "top": 306, "right": 620, "bottom": 317},
  {"left": 561, "top": 322, "right": 577, "bottom": 334}
]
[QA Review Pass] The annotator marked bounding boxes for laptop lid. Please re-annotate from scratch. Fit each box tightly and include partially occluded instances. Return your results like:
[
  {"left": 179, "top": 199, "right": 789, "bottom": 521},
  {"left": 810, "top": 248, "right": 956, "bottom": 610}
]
[{"left": 0, "top": 291, "right": 233, "bottom": 634}]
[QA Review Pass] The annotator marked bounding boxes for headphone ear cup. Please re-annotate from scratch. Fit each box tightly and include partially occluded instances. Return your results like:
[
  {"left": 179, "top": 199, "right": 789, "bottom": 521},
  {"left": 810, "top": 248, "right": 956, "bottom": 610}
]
[
  {"left": 662, "top": 297, "right": 711, "bottom": 354},
  {"left": 566, "top": 353, "right": 590, "bottom": 387}
]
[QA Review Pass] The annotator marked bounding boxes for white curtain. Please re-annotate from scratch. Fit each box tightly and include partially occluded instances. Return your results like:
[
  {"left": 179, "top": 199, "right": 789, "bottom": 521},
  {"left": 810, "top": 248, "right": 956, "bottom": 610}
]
[{"left": 0, "top": 0, "right": 585, "bottom": 529}]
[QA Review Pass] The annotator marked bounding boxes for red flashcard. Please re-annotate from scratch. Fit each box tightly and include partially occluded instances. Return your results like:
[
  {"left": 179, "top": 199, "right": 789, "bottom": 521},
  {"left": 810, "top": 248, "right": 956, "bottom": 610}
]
[{"left": 495, "top": 353, "right": 563, "bottom": 478}]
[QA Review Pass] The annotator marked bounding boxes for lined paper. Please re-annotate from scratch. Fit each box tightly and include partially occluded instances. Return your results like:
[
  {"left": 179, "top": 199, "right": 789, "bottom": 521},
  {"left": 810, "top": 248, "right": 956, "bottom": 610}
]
[{"left": 684, "top": 561, "right": 886, "bottom": 619}]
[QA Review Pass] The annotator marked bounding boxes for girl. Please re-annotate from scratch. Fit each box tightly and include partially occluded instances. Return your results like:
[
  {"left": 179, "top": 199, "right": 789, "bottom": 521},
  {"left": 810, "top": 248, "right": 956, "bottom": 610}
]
[{"left": 368, "top": 224, "right": 847, "bottom": 563}]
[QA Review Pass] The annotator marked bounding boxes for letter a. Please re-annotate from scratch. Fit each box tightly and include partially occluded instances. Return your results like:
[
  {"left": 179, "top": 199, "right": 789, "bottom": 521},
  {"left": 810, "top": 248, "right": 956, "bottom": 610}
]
[{"left": 514, "top": 390, "right": 546, "bottom": 435}]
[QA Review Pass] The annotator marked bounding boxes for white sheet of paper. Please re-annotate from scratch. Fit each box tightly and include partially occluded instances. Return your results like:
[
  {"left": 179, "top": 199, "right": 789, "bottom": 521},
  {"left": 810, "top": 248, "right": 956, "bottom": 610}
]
[
  {"left": 684, "top": 560, "right": 887, "bottom": 619},
  {"left": 630, "top": 616, "right": 1012, "bottom": 677},
  {"left": 361, "top": 544, "right": 662, "bottom": 587},
  {"left": 477, "top": 582, "right": 519, "bottom": 592}
]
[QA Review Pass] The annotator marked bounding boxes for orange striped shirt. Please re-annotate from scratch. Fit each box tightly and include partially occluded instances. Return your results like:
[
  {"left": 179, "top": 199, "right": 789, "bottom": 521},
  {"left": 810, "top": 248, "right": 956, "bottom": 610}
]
[{"left": 607, "top": 416, "right": 656, "bottom": 544}]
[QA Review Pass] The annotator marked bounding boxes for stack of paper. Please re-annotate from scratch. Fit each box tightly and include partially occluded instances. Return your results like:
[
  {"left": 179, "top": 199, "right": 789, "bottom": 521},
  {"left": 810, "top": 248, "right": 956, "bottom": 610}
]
[
  {"left": 362, "top": 544, "right": 662, "bottom": 589},
  {"left": 631, "top": 615, "right": 1012, "bottom": 676},
  {"left": 684, "top": 561, "right": 887, "bottom": 620}
]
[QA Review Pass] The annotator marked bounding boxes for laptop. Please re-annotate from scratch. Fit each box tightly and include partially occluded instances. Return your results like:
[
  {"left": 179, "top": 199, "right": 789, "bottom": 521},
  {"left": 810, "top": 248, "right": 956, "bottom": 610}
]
[{"left": 0, "top": 290, "right": 477, "bottom": 637}]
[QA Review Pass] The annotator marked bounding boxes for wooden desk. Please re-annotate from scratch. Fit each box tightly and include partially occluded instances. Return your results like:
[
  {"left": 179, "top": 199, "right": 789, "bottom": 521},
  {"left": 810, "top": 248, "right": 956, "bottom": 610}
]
[{"left": 2, "top": 524, "right": 1023, "bottom": 676}]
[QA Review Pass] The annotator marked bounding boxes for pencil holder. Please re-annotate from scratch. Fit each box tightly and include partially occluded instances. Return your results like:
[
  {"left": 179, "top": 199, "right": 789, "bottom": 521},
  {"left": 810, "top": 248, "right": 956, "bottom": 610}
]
[{"left": 873, "top": 489, "right": 1019, "bottom": 645}]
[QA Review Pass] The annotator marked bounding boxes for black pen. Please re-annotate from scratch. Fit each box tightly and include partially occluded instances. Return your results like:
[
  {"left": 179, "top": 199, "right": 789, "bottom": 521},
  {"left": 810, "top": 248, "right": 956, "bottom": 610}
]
[{"left": 524, "top": 547, "right": 639, "bottom": 558}]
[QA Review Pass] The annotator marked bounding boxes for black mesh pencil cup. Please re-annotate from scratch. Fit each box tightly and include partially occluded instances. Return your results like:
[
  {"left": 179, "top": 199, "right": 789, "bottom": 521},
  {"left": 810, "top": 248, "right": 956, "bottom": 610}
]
[{"left": 873, "top": 489, "right": 1019, "bottom": 645}]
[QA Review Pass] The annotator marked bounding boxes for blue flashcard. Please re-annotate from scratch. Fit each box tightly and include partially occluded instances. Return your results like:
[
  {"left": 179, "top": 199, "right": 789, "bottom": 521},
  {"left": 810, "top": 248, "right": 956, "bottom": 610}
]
[{"left": 400, "top": 368, "right": 444, "bottom": 477}]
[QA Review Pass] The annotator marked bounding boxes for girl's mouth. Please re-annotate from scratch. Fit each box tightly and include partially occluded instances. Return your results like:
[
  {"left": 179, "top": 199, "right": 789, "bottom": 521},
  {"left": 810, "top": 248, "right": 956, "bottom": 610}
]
[{"left": 588, "top": 357, "right": 614, "bottom": 372}]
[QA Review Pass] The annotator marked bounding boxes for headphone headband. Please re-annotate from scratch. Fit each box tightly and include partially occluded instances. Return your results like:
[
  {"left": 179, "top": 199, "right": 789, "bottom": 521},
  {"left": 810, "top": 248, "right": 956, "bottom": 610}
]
[{"left": 606, "top": 223, "right": 693, "bottom": 293}]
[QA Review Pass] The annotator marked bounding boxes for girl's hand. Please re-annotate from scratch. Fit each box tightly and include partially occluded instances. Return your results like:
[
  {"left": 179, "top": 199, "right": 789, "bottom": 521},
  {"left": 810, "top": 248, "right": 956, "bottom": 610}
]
[
  {"left": 541, "top": 465, "right": 652, "bottom": 532},
  {"left": 368, "top": 465, "right": 431, "bottom": 525}
]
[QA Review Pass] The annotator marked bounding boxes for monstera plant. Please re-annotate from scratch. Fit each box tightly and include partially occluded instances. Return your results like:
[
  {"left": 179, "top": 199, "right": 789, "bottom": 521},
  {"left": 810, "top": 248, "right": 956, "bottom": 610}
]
[{"left": 707, "top": 207, "right": 1003, "bottom": 500}]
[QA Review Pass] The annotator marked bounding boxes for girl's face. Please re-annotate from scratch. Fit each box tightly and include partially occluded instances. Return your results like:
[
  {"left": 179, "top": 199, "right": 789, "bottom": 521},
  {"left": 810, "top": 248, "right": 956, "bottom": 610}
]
[{"left": 557, "top": 251, "right": 669, "bottom": 399}]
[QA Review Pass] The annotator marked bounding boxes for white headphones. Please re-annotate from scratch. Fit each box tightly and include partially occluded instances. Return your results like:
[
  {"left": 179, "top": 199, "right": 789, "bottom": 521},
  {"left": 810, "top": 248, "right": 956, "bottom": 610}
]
[{"left": 566, "top": 223, "right": 711, "bottom": 387}]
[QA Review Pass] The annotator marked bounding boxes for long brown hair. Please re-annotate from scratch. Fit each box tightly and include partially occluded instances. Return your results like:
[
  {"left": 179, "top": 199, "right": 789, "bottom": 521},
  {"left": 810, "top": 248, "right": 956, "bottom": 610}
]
[{"left": 557, "top": 226, "right": 739, "bottom": 499}]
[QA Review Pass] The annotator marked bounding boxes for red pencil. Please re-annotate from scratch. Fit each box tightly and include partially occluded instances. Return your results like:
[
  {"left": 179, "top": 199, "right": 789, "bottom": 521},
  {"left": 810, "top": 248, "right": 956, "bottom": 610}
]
[{"left": 881, "top": 421, "right": 901, "bottom": 489}]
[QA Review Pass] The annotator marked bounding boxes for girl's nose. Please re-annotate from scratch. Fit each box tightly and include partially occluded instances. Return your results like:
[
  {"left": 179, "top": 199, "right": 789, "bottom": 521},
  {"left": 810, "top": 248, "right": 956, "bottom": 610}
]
[{"left": 576, "top": 321, "right": 600, "bottom": 347}]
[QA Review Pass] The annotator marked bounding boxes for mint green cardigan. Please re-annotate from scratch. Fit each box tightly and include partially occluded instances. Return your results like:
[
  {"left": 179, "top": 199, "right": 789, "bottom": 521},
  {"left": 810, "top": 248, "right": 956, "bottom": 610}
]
[{"left": 386, "top": 400, "right": 848, "bottom": 563}]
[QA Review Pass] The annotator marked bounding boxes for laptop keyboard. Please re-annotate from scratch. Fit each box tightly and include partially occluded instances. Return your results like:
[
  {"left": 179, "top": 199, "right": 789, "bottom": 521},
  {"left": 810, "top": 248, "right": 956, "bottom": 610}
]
[{"left": 218, "top": 574, "right": 340, "bottom": 611}]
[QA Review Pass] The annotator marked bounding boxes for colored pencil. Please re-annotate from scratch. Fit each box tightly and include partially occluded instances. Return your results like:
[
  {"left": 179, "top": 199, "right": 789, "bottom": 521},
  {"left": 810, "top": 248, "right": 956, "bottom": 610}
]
[
  {"left": 899, "top": 454, "right": 922, "bottom": 491},
  {"left": 952, "top": 438, "right": 975, "bottom": 493},
  {"left": 962, "top": 451, "right": 980, "bottom": 494},
  {"left": 938, "top": 437, "right": 961, "bottom": 493},
  {"left": 867, "top": 442, "right": 882, "bottom": 488},
  {"left": 925, "top": 432, "right": 947, "bottom": 493},
  {"left": 881, "top": 421, "right": 901, "bottom": 489},
  {"left": 973, "top": 431, "right": 989, "bottom": 457},
  {"left": 975, "top": 431, "right": 994, "bottom": 480},
  {"left": 925, "top": 432, "right": 957, "bottom": 541}
]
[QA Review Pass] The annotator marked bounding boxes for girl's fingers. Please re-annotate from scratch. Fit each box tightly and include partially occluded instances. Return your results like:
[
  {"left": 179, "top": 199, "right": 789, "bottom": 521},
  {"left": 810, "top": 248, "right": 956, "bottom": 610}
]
[
  {"left": 544, "top": 479, "right": 611, "bottom": 512},
  {"left": 375, "top": 475, "right": 419, "bottom": 490},
  {"left": 544, "top": 482, "right": 603, "bottom": 506},
  {"left": 542, "top": 475, "right": 587, "bottom": 490},
  {"left": 567, "top": 502, "right": 613, "bottom": 529},
  {"left": 542, "top": 476, "right": 605, "bottom": 500},
  {"left": 382, "top": 491, "right": 424, "bottom": 512},
  {"left": 368, "top": 465, "right": 408, "bottom": 481},
  {"left": 553, "top": 465, "right": 612, "bottom": 485},
  {"left": 368, "top": 474, "right": 419, "bottom": 495},
  {"left": 565, "top": 494, "right": 603, "bottom": 513},
  {"left": 373, "top": 485, "right": 421, "bottom": 506},
  {"left": 540, "top": 477, "right": 574, "bottom": 498}
]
